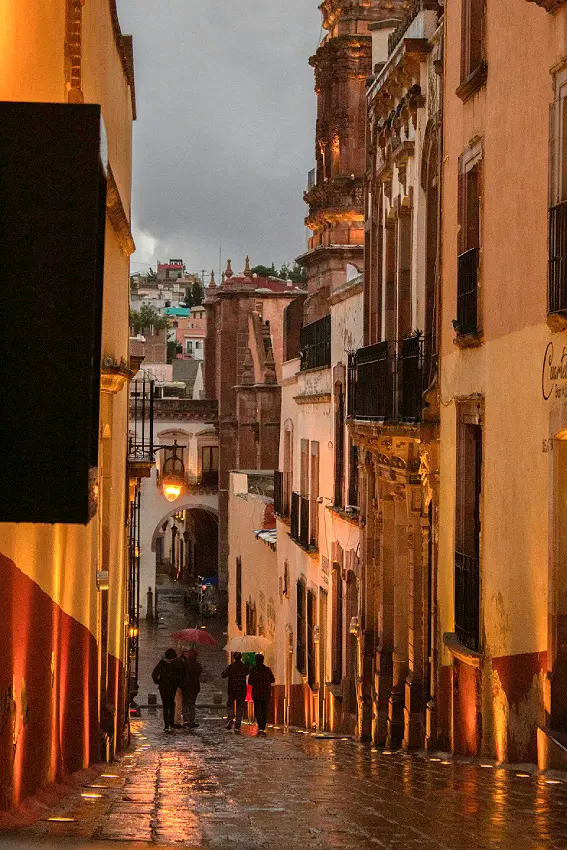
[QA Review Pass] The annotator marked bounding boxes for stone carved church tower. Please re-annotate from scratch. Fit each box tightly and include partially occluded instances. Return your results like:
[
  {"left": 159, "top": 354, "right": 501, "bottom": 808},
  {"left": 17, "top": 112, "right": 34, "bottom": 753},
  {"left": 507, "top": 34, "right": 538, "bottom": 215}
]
[{"left": 299, "top": 0, "right": 408, "bottom": 322}]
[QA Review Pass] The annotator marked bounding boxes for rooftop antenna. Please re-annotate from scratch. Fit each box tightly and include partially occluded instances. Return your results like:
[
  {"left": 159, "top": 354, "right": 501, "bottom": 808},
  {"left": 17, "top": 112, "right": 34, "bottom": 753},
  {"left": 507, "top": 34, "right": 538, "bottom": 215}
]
[{"left": 218, "top": 236, "right": 222, "bottom": 286}]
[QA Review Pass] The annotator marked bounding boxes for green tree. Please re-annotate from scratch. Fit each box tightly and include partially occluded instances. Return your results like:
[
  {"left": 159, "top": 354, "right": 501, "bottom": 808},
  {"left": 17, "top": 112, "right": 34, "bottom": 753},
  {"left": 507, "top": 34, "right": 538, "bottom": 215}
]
[
  {"left": 166, "top": 340, "right": 181, "bottom": 363},
  {"left": 182, "top": 281, "right": 205, "bottom": 308},
  {"left": 251, "top": 263, "right": 277, "bottom": 278},
  {"left": 278, "top": 262, "right": 307, "bottom": 284},
  {"left": 130, "top": 302, "right": 169, "bottom": 334}
]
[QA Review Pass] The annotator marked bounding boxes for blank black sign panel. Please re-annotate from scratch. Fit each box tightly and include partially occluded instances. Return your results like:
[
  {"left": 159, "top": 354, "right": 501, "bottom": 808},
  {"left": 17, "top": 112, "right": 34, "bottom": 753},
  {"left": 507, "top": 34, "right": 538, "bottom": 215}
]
[{"left": 0, "top": 102, "right": 106, "bottom": 524}]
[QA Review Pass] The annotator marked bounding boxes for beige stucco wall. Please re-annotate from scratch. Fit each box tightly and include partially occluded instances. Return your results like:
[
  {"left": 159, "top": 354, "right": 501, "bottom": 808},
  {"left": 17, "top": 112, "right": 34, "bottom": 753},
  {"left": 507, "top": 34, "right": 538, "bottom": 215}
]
[
  {"left": 228, "top": 473, "right": 279, "bottom": 673},
  {"left": 439, "top": 0, "right": 567, "bottom": 760}
]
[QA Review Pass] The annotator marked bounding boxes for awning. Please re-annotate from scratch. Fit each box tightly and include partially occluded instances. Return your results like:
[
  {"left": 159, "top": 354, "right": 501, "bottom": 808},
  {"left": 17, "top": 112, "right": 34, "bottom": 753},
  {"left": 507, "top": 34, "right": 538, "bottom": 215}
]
[{"left": 253, "top": 528, "right": 277, "bottom": 550}]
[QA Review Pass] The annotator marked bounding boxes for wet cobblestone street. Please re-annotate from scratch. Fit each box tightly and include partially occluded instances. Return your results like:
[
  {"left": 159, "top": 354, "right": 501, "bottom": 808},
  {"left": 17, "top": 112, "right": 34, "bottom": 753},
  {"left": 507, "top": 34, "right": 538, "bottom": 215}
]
[
  {"left": 3, "top": 712, "right": 567, "bottom": 850},
  {"left": 2, "top": 589, "right": 567, "bottom": 849}
]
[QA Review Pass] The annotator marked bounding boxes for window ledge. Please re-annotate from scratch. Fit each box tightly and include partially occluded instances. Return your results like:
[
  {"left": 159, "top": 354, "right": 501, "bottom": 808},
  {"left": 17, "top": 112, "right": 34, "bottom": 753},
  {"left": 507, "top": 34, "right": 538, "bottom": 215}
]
[
  {"left": 453, "top": 330, "right": 482, "bottom": 349},
  {"left": 456, "top": 61, "right": 488, "bottom": 103},
  {"left": 288, "top": 535, "right": 319, "bottom": 559},
  {"left": 443, "top": 632, "right": 482, "bottom": 669},
  {"left": 327, "top": 505, "right": 360, "bottom": 526}
]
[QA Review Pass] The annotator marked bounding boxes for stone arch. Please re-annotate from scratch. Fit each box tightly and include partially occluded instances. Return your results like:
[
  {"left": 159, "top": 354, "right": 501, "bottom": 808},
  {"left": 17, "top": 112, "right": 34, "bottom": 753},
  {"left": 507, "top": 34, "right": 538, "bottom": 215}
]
[{"left": 150, "top": 503, "right": 218, "bottom": 553}]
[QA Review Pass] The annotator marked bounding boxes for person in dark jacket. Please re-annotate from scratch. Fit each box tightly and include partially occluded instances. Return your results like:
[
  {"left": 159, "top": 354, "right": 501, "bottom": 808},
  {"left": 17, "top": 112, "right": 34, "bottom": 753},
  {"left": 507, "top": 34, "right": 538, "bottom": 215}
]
[
  {"left": 247, "top": 653, "right": 275, "bottom": 736},
  {"left": 152, "top": 648, "right": 184, "bottom": 732},
  {"left": 222, "top": 651, "right": 249, "bottom": 731},
  {"left": 181, "top": 648, "right": 202, "bottom": 728}
]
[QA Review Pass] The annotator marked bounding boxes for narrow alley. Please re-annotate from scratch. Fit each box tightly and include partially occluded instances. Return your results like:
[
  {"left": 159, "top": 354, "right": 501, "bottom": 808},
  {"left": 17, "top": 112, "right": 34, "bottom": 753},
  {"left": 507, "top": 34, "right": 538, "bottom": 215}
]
[{"left": 2, "top": 589, "right": 567, "bottom": 850}]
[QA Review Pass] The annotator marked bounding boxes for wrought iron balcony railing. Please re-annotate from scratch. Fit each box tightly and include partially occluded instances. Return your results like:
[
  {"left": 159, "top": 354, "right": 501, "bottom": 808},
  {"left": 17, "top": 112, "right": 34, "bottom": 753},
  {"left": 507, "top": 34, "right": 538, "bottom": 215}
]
[
  {"left": 549, "top": 200, "right": 567, "bottom": 315},
  {"left": 457, "top": 247, "right": 479, "bottom": 335},
  {"left": 274, "top": 470, "right": 284, "bottom": 517},
  {"left": 300, "top": 495, "right": 310, "bottom": 549},
  {"left": 454, "top": 550, "right": 480, "bottom": 652},
  {"left": 348, "top": 334, "right": 424, "bottom": 422},
  {"left": 300, "top": 314, "right": 331, "bottom": 371},
  {"left": 290, "top": 492, "right": 300, "bottom": 542},
  {"left": 290, "top": 491, "right": 314, "bottom": 549}
]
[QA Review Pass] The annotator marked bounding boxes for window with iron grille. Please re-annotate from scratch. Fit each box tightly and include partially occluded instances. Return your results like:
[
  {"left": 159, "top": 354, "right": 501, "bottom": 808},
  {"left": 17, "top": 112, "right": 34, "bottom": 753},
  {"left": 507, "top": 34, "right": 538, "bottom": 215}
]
[
  {"left": 300, "top": 314, "right": 331, "bottom": 370},
  {"left": 347, "top": 442, "right": 358, "bottom": 508},
  {"left": 331, "top": 563, "right": 343, "bottom": 685},
  {"left": 307, "top": 588, "right": 317, "bottom": 689},
  {"left": 334, "top": 384, "right": 345, "bottom": 507},
  {"left": 454, "top": 405, "right": 482, "bottom": 651},
  {"left": 548, "top": 71, "right": 567, "bottom": 317},
  {"left": 457, "top": 0, "right": 487, "bottom": 101},
  {"left": 310, "top": 442, "right": 319, "bottom": 548},
  {"left": 457, "top": 152, "right": 482, "bottom": 337},
  {"left": 296, "top": 579, "right": 307, "bottom": 674}
]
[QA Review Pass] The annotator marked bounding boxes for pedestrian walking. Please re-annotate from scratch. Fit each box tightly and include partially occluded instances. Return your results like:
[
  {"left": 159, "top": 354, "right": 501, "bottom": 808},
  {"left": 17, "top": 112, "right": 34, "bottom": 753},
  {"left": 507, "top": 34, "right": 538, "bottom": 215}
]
[
  {"left": 152, "top": 648, "right": 184, "bottom": 732},
  {"left": 180, "top": 648, "right": 202, "bottom": 728},
  {"left": 247, "top": 653, "right": 275, "bottom": 736},
  {"left": 222, "top": 651, "right": 249, "bottom": 731}
]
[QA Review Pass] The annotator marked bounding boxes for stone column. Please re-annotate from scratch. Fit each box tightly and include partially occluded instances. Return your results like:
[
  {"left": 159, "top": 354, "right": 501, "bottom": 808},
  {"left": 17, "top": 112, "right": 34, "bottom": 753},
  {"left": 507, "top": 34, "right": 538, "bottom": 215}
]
[
  {"left": 358, "top": 454, "right": 375, "bottom": 741},
  {"left": 374, "top": 492, "right": 395, "bottom": 746},
  {"left": 404, "top": 503, "right": 429, "bottom": 749},
  {"left": 387, "top": 490, "right": 409, "bottom": 749}
]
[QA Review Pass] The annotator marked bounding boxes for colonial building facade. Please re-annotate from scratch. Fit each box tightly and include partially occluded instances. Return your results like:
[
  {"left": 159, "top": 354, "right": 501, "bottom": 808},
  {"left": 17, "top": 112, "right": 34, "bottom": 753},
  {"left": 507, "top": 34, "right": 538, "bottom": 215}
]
[
  {"left": 348, "top": 2, "right": 443, "bottom": 747},
  {"left": 0, "top": 0, "right": 136, "bottom": 808},
  {"left": 437, "top": 0, "right": 567, "bottom": 768},
  {"left": 204, "top": 259, "right": 304, "bottom": 591}
]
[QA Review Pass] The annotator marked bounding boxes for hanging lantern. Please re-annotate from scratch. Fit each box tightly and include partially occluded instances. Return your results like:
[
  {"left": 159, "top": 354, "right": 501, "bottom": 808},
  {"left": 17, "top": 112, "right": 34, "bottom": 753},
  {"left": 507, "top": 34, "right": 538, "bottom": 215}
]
[{"left": 161, "top": 441, "right": 186, "bottom": 502}]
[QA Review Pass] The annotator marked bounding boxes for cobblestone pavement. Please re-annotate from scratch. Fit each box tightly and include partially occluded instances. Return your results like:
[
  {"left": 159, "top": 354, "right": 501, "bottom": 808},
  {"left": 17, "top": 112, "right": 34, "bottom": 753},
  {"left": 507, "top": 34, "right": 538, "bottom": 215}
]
[
  {"left": 4, "top": 714, "right": 567, "bottom": 849},
  {"left": 3, "top": 589, "right": 567, "bottom": 849}
]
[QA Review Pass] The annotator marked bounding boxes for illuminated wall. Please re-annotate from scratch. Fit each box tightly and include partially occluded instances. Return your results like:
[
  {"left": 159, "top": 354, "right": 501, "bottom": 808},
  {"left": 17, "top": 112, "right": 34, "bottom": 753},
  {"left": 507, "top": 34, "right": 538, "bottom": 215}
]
[
  {"left": 438, "top": 0, "right": 566, "bottom": 765},
  {"left": 0, "top": 0, "right": 135, "bottom": 807}
]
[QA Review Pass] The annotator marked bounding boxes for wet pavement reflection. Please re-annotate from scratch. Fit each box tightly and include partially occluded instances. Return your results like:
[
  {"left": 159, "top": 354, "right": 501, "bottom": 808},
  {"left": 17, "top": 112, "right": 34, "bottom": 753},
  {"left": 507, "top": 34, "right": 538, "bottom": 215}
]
[
  {"left": 4, "top": 713, "right": 567, "bottom": 849},
  {"left": 3, "top": 587, "right": 567, "bottom": 849}
]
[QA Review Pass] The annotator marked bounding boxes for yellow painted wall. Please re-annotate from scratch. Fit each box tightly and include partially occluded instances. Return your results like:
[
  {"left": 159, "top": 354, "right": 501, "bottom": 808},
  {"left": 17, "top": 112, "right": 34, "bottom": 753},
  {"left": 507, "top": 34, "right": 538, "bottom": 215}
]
[
  {"left": 0, "top": 1, "right": 66, "bottom": 102},
  {"left": 0, "top": 0, "right": 134, "bottom": 658}
]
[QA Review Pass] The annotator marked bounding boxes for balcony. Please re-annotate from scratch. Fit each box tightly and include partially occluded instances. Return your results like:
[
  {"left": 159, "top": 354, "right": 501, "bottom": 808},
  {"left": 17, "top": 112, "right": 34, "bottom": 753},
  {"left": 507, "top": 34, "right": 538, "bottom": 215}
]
[
  {"left": 300, "top": 314, "right": 331, "bottom": 371},
  {"left": 348, "top": 335, "right": 424, "bottom": 422},
  {"left": 291, "top": 492, "right": 300, "bottom": 541},
  {"left": 549, "top": 200, "right": 567, "bottom": 316},
  {"left": 290, "top": 491, "right": 314, "bottom": 551},
  {"left": 456, "top": 247, "right": 479, "bottom": 336}
]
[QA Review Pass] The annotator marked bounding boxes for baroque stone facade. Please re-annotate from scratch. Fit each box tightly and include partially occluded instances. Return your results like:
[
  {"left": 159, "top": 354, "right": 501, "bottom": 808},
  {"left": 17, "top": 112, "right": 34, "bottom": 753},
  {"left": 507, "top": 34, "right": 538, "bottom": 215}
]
[{"left": 348, "top": 4, "right": 443, "bottom": 748}]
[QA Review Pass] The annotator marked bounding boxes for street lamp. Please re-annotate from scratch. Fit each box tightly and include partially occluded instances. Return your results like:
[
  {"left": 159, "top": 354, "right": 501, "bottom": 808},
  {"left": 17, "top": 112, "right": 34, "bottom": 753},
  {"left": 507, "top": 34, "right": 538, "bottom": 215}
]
[{"left": 160, "top": 440, "right": 186, "bottom": 502}]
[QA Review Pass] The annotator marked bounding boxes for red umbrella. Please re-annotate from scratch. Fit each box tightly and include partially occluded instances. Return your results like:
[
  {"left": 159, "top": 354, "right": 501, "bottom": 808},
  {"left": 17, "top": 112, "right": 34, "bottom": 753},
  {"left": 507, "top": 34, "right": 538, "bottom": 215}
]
[{"left": 171, "top": 628, "right": 217, "bottom": 646}]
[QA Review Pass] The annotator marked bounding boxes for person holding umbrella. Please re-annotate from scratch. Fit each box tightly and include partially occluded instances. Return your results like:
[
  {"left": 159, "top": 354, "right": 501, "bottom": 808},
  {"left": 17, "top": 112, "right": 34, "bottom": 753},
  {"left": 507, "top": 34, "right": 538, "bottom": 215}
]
[
  {"left": 222, "top": 652, "right": 249, "bottom": 731},
  {"left": 247, "top": 653, "right": 275, "bottom": 736}
]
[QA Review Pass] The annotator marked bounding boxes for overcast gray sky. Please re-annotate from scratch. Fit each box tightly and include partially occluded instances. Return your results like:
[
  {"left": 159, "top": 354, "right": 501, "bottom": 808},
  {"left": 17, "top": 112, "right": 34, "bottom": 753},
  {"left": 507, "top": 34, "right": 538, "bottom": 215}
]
[{"left": 116, "top": 0, "right": 321, "bottom": 278}]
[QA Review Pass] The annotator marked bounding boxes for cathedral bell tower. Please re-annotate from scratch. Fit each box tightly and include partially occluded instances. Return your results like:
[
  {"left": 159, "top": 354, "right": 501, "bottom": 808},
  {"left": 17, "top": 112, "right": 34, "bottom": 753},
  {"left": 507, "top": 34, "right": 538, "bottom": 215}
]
[{"left": 298, "top": 0, "right": 408, "bottom": 322}]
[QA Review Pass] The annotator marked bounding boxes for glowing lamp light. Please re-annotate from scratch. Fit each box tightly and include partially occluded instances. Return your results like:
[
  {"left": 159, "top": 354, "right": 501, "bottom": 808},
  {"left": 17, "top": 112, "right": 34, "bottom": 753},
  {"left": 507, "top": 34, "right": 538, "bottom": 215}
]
[
  {"left": 128, "top": 625, "right": 139, "bottom": 639},
  {"left": 161, "top": 440, "right": 186, "bottom": 502},
  {"left": 163, "top": 481, "right": 183, "bottom": 502}
]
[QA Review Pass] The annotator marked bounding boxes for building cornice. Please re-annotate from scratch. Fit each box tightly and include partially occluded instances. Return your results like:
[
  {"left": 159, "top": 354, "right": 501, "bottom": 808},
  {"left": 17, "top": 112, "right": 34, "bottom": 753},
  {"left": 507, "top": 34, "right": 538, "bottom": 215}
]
[
  {"left": 328, "top": 277, "right": 364, "bottom": 305},
  {"left": 106, "top": 163, "right": 135, "bottom": 256},
  {"left": 109, "top": 0, "right": 137, "bottom": 119},
  {"left": 293, "top": 392, "right": 332, "bottom": 405}
]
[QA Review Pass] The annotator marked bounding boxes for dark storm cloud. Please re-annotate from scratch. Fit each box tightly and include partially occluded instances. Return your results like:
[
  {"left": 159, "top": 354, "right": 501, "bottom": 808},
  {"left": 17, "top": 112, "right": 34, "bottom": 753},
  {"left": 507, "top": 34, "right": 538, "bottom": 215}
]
[{"left": 116, "top": 0, "right": 321, "bottom": 274}]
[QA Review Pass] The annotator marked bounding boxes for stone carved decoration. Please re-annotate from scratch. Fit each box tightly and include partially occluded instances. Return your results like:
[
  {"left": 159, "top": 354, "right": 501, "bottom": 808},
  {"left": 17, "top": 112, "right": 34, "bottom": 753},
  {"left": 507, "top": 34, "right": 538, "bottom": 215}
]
[{"left": 419, "top": 450, "right": 435, "bottom": 510}]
